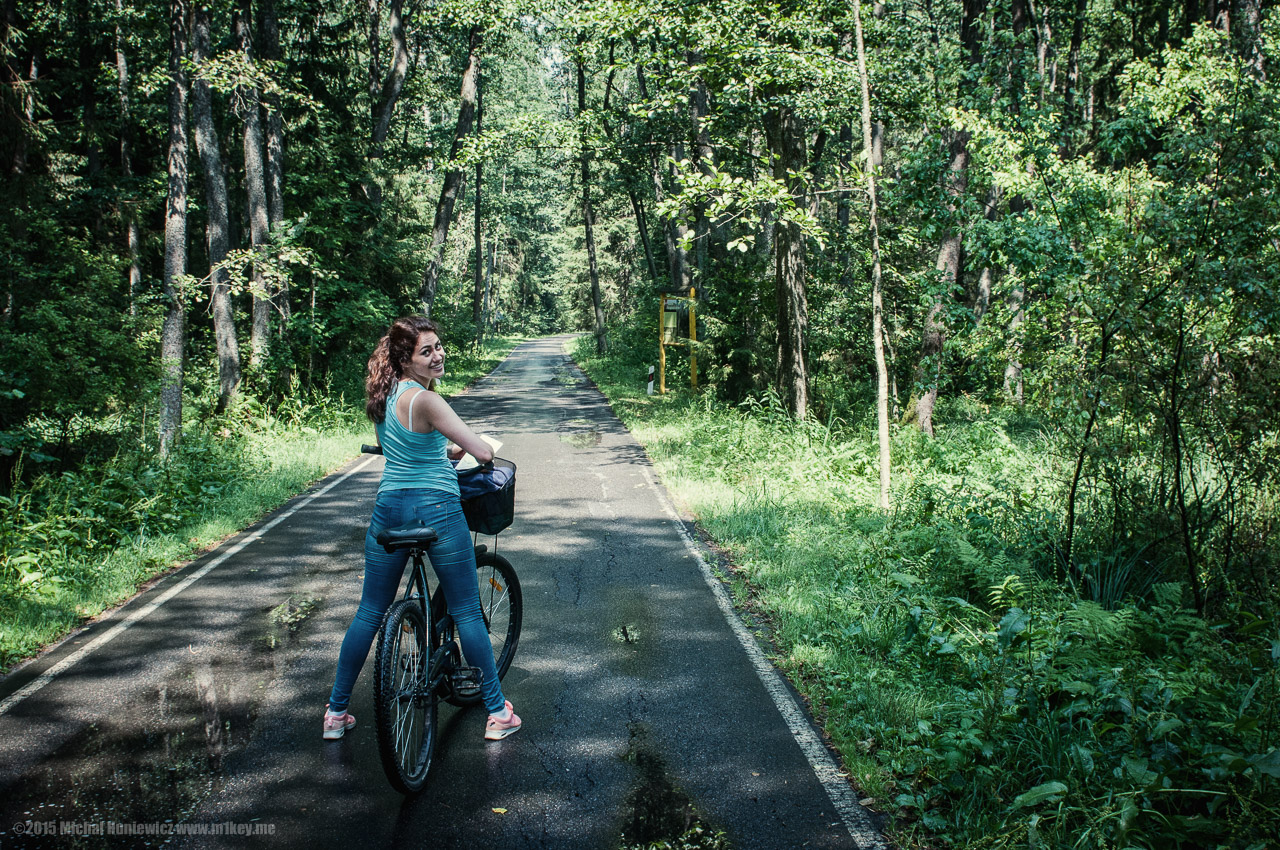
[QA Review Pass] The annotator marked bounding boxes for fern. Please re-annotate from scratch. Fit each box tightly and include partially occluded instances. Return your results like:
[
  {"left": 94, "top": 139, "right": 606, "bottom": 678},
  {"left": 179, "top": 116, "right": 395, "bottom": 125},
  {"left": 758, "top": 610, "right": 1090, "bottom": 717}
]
[{"left": 989, "top": 574, "right": 1029, "bottom": 609}]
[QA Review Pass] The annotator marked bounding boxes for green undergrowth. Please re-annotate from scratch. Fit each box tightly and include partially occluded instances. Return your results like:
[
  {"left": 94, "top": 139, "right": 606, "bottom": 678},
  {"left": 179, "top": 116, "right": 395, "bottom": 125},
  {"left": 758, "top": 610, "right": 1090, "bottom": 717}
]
[
  {"left": 0, "top": 336, "right": 523, "bottom": 674},
  {"left": 572, "top": 337, "right": 1280, "bottom": 850}
]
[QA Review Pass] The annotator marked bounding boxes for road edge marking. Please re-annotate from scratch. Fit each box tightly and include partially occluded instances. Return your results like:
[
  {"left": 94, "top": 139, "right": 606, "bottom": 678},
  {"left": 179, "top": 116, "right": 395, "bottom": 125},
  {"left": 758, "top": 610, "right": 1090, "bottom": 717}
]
[
  {"left": 0, "top": 454, "right": 380, "bottom": 718},
  {"left": 640, "top": 467, "right": 887, "bottom": 850}
]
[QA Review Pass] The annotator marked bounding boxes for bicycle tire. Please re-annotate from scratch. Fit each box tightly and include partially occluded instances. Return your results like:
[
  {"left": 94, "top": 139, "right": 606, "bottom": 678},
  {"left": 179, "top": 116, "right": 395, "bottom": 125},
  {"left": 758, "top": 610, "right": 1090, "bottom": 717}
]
[
  {"left": 435, "top": 551, "right": 523, "bottom": 708},
  {"left": 373, "top": 598, "right": 437, "bottom": 794}
]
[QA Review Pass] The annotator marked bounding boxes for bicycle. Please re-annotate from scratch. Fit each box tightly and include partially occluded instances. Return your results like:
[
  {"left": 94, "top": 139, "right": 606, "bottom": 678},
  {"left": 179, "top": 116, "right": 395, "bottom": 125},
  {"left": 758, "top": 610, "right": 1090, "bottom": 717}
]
[{"left": 360, "top": 444, "right": 522, "bottom": 794}]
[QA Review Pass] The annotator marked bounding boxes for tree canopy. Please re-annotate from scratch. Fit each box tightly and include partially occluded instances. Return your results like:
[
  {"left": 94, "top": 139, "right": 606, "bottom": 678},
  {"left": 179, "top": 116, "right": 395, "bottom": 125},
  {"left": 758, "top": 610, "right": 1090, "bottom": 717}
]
[{"left": 2, "top": 0, "right": 1278, "bottom": 844}]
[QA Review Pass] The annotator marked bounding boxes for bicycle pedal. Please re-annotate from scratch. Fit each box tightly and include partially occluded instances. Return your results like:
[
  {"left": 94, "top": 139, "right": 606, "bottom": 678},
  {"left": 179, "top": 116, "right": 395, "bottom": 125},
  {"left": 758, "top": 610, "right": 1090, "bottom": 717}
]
[{"left": 452, "top": 666, "right": 482, "bottom": 695}]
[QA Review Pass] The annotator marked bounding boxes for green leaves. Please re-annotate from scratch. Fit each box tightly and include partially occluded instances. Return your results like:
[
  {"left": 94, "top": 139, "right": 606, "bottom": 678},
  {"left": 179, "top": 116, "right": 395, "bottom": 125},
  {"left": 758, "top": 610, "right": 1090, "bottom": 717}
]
[{"left": 1011, "top": 781, "right": 1068, "bottom": 810}]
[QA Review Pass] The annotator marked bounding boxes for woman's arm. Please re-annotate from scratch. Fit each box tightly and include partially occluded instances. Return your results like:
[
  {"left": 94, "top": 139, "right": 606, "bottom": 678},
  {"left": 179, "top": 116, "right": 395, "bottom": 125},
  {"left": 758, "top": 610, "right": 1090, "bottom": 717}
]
[{"left": 398, "top": 389, "right": 494, "bottom": 462}]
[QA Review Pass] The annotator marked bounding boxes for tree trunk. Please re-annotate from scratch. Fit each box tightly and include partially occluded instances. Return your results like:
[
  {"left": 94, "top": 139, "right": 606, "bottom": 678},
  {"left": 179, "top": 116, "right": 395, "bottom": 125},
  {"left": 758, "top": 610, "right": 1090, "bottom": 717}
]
[
  {"left": 854, "top": 0, "right": 891, "bottom": 510},
  {"left": 1062, "top": 0, "right": 1088, "bottom": 152},
  {"left": 4, "top": 0, "right": 34, "bottom": 178},
  {"left": 578, "top": 58, "right": 607, "bottom": 354},
  {"left": 916, "top": 132, "right": 966, "bottom": 437},
  {"left": 367, "top": 0, "right": 408, "bottom": 205},
  {"left": 1005, "top": 0, "right": 1032, "bottom": 402},
  {"left": 973, "top": 186, "right": 1002, "bottom": 324},
  {"left": 420, "top": 27, "right": 481, "bottom": 316},
  {"left": 629, "top": 191, "right": 659, "bottom": 287},
  {"left": 483, "top": 236, "right": 496, "bottom": 332},
  {"left": 1166, "top": 309, "right": 1206, "bottom": 612},
  {"left": 1003, "top": 282, "right": 1024, "bottom": 403},
  {"left": 236, "top": 0, "right": 271, "bottom": 367},
  {"left": 1236, "top": 0, "right": 1266, "bottom": 80},
  {"left": 688, "top": 50, "right": 713, "bottom": 278},
  {"left": 763, "top": 102, "right": 809, "bottom": 420},
  {"left": 259, "top": 0, "right": 284, "bottom": 226},
  {"left": 915, "top": 0, "right": 983, "bottom": 436},
  {"left": 599, "top": 59, "right": 660, "bottom": 289},
  {"left": 160, "top": 0, "right": 189, "bottom": 459},
  {"left": 193, "top": 1, "right": 241, "bottom": 412},
  {"left": 367, "top": 0, "right": 380, "bottom": 113},
  {"left": 836, "top": 120, "right": 855, "bottom": 293},
  {"left": 636, "top": 60, "right": 689, "bottom": 293},
  {"left": 114, "top": 0, "right": 142, "bottom": 315},
  {"left": 77, "top": 5, "right": 101, "bottom": 181},
  {"left": 259, "top": 0, "right": 288, "bottom": 336}
]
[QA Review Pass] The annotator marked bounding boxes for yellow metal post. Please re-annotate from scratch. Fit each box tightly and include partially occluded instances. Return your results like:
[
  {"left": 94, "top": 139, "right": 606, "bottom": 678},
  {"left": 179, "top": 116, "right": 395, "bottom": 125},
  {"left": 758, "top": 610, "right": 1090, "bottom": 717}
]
[
  {"left": 658, "top": 296, "right": 667, "bottom": 394},
  {"left": 688, "top": 287, "right": 697, "bottom": 390}
]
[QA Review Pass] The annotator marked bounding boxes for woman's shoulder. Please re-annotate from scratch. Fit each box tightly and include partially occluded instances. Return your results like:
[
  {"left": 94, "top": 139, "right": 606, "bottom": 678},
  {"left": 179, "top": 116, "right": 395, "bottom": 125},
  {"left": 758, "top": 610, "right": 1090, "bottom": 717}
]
[
  {"left": 393, "top": 382, "right": 447, "bottom": 431},
  {"left": 396, "top": 381, "right": 441, "bottom": 403}
]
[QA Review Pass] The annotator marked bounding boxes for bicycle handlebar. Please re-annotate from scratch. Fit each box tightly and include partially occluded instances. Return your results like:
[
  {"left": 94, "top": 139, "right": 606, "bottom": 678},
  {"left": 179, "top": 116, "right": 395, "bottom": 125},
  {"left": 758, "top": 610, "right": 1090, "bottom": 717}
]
[{"left": 362, "top": 444, "right": 384, "bottom": 455}]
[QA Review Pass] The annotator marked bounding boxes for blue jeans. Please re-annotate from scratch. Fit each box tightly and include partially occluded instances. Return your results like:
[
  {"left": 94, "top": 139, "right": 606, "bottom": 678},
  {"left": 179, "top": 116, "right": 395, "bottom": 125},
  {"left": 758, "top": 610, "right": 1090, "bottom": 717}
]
[{"left": 328, "top": 488, "right": 507, "bottom": 714}]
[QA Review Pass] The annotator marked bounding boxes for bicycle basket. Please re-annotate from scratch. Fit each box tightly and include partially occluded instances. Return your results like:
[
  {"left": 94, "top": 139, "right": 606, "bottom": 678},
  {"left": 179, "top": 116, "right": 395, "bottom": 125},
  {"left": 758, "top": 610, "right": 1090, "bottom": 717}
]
[{"left": 458, "top": 457, "right": 516, "bottom": 535}]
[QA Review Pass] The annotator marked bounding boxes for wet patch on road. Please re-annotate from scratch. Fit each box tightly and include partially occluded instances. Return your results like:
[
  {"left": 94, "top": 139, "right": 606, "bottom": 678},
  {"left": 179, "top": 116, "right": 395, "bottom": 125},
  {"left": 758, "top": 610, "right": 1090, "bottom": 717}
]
[
  {"left": 608, "top": 591, "right": 656, "bottom": 678},
  {"left": 554, "top": 367, "right": 584, "bottom": 387},
  {"left": 559, "top": 418, "right": 602, "bottom": 449},
  {"left": 0, "top": 596, "right": 325, "bottom": 848},
  {"left": 611, "top": 624, "right": 642, "bottom": 644},
  {"left": 258, "top": 595, "right": 321, "bottom": 652},
  {"left": 618, "top": 723, "right": 730, "bottom": 850}
]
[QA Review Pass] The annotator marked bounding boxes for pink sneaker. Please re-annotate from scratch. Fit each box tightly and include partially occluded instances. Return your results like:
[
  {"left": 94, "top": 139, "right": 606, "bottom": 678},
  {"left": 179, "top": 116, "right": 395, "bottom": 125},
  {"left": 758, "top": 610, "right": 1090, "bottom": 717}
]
[
  {"left": 323, "top": 705, "right": 356, "bottom": 740},
  {"left": 485, "top": 700, "right": 521, "bottom": 741}
]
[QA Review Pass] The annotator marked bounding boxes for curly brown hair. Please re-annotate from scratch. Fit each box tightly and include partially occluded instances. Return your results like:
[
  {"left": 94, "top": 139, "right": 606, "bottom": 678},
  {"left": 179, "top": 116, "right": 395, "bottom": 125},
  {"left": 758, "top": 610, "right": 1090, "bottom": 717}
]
[{"left": 365, "top": 315, "right": 441, "bottom": 423}]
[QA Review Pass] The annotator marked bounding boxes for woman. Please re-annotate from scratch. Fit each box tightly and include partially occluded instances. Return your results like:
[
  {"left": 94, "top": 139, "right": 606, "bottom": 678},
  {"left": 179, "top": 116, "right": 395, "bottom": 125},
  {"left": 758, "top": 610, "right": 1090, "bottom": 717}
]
[{"left": 323, "top": 315, "right": 520, "bottom": 742}]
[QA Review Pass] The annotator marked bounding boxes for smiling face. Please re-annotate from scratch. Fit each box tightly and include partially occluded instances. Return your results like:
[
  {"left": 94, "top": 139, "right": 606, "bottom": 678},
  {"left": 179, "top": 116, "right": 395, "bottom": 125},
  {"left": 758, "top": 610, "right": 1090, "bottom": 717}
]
[{"left": 402, "top": 331, "right": 445, "bottom": 385}]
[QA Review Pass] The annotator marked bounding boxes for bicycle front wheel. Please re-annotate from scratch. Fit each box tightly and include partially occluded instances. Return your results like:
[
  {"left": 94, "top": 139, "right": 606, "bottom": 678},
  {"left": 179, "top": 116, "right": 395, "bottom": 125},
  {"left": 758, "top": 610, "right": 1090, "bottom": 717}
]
[
  {"left": 373, "top": 598, "right": 437, "bottom": 794},
  {"left": 435, "top": 552, "right": 523, "bottom": 708}
]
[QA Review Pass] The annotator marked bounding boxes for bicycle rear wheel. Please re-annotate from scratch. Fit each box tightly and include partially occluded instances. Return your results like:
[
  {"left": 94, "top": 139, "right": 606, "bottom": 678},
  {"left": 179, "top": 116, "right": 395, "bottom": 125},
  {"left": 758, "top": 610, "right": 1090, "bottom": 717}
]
[
  {"left": 435, "top": 551, "right": 523, "bottom": 707},
  {"left": 373, "top": 598, "right": 437, "bottom": 794}
]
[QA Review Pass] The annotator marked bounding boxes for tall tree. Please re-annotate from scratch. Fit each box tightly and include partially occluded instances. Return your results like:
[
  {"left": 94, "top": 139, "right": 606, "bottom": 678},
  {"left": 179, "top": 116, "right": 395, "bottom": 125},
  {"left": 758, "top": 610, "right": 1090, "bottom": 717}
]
[
  {"left": 914, "top": 0, "right": 985, "bottom": 436},
  {"left": 578, "top": 54, "right": 607, "bottom": 354},
  {"left": 854, "top": 0, "right": 891, "bottom": 510},
  {"left": 192, "top": 0, "right": 241, "bottom": 411},
  {"left": 366, "top": 0, "right": 409, "bottom": 205},
  {"left": 420, "top": 27, "right": 481, "bottom": 315},
  {"left": 159, "top": 0, "right": 189, "bottom": 458},
  {"left": 636, "top": 58, "right": 689, "bottom": 294},
  {"left": 259, "top": 0, "right": 287, "bottom": 333},
  {"left": 763, "top": 97, "right": 810, "bottom": 419},
  {"left": 1003, "top": 0, "right": 1035, "bottom": 405},
  {"left": 235, "top": 0, "right": 271, "bottom": 366},
  {"left": 114, "top": 0, "right": 142, "bottom": 314}
]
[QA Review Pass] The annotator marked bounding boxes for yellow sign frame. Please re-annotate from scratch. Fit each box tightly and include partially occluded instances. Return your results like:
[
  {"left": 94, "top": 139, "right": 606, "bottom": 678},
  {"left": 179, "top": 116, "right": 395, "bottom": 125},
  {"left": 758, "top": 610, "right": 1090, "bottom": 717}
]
[{"left": 657, "top": 287, "right": 697, "bottom": 393}]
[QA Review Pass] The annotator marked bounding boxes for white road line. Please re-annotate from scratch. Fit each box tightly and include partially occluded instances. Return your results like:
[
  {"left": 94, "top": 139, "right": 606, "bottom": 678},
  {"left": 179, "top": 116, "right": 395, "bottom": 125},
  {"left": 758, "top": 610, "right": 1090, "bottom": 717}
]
[
  {"left": 640, "top": 467, "right": 887, "bottom": 850},
  {"left": 0, "top": 455, "right": 380, "bottom": 718}
]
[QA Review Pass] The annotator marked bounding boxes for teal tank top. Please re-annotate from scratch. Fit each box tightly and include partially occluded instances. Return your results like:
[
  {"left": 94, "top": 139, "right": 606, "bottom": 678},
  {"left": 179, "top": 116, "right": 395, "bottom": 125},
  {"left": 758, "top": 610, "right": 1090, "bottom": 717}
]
[{"left": 375, "top": 380, "right": 461, "bottom": 498}]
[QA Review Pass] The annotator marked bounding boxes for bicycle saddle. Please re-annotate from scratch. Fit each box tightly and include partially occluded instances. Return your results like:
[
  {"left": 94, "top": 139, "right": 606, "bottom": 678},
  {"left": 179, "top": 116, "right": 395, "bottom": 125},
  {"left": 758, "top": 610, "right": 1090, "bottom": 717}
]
[{"left": 376, "top": 522, "right": 439, "bottom": 552}]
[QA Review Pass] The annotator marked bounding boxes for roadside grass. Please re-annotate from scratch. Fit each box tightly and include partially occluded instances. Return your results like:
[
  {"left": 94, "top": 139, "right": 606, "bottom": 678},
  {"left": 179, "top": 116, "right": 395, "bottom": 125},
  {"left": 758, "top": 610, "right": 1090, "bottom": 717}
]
[
  {"left": 571, "top": 334, "right": 1280, "bottom": 850},
  {"left": 0, "top": 335, "right": 523, "bottom": 674}
]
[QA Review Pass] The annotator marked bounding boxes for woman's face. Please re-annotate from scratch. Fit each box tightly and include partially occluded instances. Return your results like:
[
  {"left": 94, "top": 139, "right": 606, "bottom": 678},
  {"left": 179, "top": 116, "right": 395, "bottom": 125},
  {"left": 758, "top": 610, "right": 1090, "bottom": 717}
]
[{"left": 403, "top": 331, "right": 445, "bottom": 385}]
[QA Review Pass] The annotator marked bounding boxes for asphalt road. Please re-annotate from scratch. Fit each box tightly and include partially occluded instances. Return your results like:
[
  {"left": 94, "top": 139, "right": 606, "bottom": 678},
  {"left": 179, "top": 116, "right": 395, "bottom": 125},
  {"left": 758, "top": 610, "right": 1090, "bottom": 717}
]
[{"left": 0, "top": 336, "right": 886, "bottom": 849}]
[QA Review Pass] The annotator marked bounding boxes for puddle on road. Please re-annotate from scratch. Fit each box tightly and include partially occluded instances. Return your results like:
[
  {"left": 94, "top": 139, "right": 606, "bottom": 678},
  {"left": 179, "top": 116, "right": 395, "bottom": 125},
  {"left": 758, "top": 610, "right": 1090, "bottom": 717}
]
[
  {"left": 608, "top": 592, "right": 657, "bottom": 678},
  {"left": 554, "top": 368, "right": 583, "bottom": 387},
  {"left": 559, "top": 418, "right": 602, "bottom": 449},
  {"left": 561, "top": 431, "right": 602, "bottom": 448},
  {"left": 611, "top": 624, "right": 642, "bottom": 644},
  {"left": 618, "top": 723, "right": 731, "bottom": 850},
  {"left": 258, "top": 595, "right": 321, "bottom": 652},
  {"left": 0, "top": 594, "right": 323, "bottom": 848}
]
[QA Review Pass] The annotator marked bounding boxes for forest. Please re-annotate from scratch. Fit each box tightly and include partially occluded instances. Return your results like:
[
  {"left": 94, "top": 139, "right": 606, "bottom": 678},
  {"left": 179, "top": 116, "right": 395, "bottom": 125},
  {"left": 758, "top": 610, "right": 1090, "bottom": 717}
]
[{"left": 2, "top": 0, "right": 1278, "bottom": 847}]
